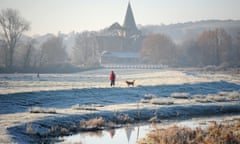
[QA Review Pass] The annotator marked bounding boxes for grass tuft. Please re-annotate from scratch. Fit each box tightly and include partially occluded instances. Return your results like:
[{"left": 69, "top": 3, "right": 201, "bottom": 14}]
[
  {"left": 171, "top": 93, "right": 189, "bottom": 99},
  {"left": 29, "top": 107, "right": 56, "bottom": 114},
  {"left": 137, "top": 119, "right": 240, "bottom": 144},
  {"left": 26, "top": 123, "right": 35, "bottom": 134},
  {"left": 80, "top": 117, "right": 105, "bottom": 129},
  {"left": 150, "top": 98, "right": 174, "bottom": 105}
]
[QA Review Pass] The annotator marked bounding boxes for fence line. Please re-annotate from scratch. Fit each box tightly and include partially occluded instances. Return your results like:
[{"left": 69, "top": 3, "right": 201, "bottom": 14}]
[{"left": 101, "top": 64, "right": 168, "bottom": 69}]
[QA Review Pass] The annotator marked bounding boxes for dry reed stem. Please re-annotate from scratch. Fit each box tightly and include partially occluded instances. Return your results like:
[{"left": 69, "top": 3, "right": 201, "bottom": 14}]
[{"left": 138, "top": 119, "right": 240, "bottom": 144}]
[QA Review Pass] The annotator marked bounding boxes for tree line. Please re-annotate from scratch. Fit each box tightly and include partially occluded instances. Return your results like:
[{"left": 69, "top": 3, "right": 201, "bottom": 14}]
[
  {"left": 0, "top": 8, "right": 240, "bottom": 73},
  {"left": 0, "top": 9, "right": 101, "bottom": 73},
  {"left": 0, "top": 9, "right": 79, "bottom": 72},
  {"left": 140, "top": 28, "right": 240, "bottom": 67}
]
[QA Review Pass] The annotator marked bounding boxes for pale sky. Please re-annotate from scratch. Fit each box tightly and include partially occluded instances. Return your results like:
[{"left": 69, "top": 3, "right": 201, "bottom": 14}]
[{"left": 1, "top": 0, "right": 240, "bottom": 36}]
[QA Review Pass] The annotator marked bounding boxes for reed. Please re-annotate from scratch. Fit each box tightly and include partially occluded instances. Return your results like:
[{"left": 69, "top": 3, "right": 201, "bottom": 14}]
[{"left": 137, "top": 119, "right": 240, "bottom": 144}]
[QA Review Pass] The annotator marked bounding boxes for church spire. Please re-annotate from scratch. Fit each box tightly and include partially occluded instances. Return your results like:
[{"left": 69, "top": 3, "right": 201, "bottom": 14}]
[{"left": 123, "top": 2, "right": 138, "bottom": 34}]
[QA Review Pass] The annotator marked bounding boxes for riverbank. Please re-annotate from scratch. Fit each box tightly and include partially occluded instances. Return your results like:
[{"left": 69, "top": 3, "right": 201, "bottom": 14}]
[
  {"left": 137, "top": 115, "right": 240, "bottom": 144},
  {"left": 4, "top": 98, "right": 240, "bottom": 143},
  {"left": 1, "top": 68, "right": 240, "bottom": 143},
  {"left": 58, "top": 114, "right": 240, "bottom": 144}
]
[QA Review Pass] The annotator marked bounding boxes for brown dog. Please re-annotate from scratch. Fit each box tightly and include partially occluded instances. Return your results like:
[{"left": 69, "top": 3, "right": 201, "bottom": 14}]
[{"left": 125, "top": 80, "right": 135, "bottom": 87}]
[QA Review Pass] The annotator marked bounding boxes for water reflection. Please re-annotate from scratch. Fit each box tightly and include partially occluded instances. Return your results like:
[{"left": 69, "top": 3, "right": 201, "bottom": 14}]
[
  {"left": 57, "top": 115, "right": 240, "bottom": 144},
  {"left": 109, "top": 129, "right": 115, "bottom": 138},
  {"left": 58, "top": 125, "right": 150, "bottom": 144}
]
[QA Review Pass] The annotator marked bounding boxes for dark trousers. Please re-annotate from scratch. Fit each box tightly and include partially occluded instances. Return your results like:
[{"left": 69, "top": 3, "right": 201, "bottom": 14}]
[{"left": 110, "top": 80, "right": 115, "bottom": 86}]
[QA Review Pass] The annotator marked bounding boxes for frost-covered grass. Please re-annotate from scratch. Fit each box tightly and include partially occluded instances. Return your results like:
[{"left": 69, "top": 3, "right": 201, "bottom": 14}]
[
  {"left": 137, "top": 118, "right": 240, "bottom": 144},
  {"left": 150, "top": 98, "right": 174, "bottom": 105},
  {"left": 171, "top": 92, "right": 189, "bottom": 99},
  {"left": 1, "top": 68, "right": 239, "bottom": 94},
  {"left": 72, "top": 104, "right": 98, "bottom": 111},
  {"left": 29, "top": 107, "right": 56, "bottom": 114},
  {"left": 193, "top": 91, "right": 240, "bottom": 103},
  {"left": 1, "top": 68, "right": 240, "bottom": 143}
]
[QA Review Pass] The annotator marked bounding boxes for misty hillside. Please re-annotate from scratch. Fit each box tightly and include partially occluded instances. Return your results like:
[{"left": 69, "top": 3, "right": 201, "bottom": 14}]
[
  {"left": 25, "top": 20, "right": 240, "bottom": 53},
  {"left": 139, "top": 20, "right": 240, "bottom": 44},
  {"left": 7, "top": 19, "right": 239, "bottom": 72}
]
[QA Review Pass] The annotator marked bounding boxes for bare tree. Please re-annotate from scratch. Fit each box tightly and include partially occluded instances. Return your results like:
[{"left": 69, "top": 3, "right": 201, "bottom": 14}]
[
  {"left": 177, "top": 40, "right": 201, "bottom": 67},
  {"left": 72, "top": 32, "right": 99, "bottom": 67},
  {"left": 230, "top": 31, "right": 240, "bottom": 66},
  {"left": 140, "top": 34, "right": 176, "bottom": 65},
  {"left": 236, "top": 32, "right": 240, "bottom": 65},
  {"left": 197, "top": 28, "right": 232, "bottom": 66},
  {"left": 0, "top": 8, "right": 30, "bottom": 68},
  {"left": 0, "top": 40, "right": 7, "bottom": 67},
  {"left": 39, "top": 36, "right": 68, "bottom": 66},
  {"left": 22, "top": 39, "right": 36, "bottom": 68}
]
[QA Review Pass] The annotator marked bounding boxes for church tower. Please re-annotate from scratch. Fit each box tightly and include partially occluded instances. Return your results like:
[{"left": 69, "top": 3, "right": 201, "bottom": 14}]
[
  {"left": 98, "top": 1, "right": 143, "bottom": 64},
  {"left": 123, "top": 2, "right": 140, "bottom": 37}
]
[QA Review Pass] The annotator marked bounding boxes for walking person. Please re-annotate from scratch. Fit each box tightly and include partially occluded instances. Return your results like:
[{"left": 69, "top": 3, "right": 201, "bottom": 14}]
[{"left": 110, "top": 71, "right": 116, "bottom": 87}]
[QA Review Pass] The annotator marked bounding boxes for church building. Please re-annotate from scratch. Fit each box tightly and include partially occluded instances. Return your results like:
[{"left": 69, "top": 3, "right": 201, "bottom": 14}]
[{"left": 98, "top": 2, "right": 143, "bottom": 64}]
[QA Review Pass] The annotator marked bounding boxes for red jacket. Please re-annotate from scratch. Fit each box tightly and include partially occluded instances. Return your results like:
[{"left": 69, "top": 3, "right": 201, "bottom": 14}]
[{"left": 110, "top": 72, "right": 115, "bottom": 80}]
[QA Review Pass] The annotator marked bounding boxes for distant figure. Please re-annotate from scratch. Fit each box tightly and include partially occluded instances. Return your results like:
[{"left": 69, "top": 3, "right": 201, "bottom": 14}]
[
  {"left": 110, "top": 71, "right": 116, "bottom": 87},
  {"left": 37, "top": 72, "right": 40, "bottom": 78}
]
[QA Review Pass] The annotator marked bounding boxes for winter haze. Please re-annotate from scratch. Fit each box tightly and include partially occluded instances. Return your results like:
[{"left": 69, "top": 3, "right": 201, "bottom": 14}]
[
  {"left": 0, "top": 0, "right": 240, "bottom": 36},
  {"left": 1, "top": 1, "right": 240, "bottom": 143},
  {"left": 1, "top": 0, "right": 240, "bottom": 70}
]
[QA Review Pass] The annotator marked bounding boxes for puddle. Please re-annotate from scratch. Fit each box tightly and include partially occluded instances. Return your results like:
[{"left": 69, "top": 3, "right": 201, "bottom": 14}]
[{"left": 57, "top": 125, "right": 151, "bottom": 144}]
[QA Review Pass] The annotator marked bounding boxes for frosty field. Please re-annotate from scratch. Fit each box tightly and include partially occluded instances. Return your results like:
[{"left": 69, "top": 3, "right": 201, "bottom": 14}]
[{"left": 0, "top": 68, "right": 240, "bottom": 143}]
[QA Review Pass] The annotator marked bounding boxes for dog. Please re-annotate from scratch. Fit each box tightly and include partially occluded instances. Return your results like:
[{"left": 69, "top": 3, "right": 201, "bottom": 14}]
[{"left": 125, "top": 80, "right": 135, "bottom": 87}]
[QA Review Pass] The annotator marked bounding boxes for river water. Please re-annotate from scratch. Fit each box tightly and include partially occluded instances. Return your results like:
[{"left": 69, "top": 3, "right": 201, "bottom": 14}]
[
  {"left": 57, "top": 114, "right": 240, "bottom": 144},
  {"left": 58, "top": 124, "right": 150, "bottom": 144}
]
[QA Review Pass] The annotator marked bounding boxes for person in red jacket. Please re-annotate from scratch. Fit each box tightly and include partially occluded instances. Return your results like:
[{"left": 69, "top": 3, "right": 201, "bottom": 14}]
[{"left": 110, "top": 71, "right": 116, "bottom": 87}]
